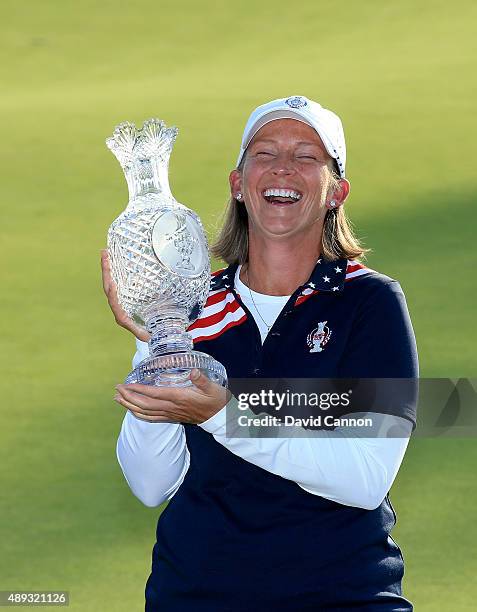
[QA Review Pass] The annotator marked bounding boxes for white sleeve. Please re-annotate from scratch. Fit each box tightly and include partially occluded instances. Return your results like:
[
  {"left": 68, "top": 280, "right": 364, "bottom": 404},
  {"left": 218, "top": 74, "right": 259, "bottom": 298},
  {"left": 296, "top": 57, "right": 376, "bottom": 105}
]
[
  {"left": 115, "top": 339, "right": 190, "bottom": 507},
  {"left": 199, "top": 399, "right": 413, "bottom": 511}
]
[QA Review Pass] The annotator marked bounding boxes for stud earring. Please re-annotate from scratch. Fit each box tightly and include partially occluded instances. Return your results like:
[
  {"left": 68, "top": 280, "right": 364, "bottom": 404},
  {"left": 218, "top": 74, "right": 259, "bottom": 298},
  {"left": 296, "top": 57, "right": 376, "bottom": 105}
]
[
  {"left": 329, "top": 200, "right": 336, "bottom": 208},
  {"left": 236, "top": 192, "right": 243, "bottom": 201}
]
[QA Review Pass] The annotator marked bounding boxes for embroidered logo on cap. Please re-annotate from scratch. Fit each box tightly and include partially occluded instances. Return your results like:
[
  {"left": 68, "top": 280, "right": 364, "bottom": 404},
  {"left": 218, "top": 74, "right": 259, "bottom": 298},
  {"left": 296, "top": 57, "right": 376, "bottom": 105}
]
[
  {"left": 286, "top": 96, "right": 307, "bottom": 109},
  {"left": 307, "top": 321, "right": 332, "bottom": 353}
]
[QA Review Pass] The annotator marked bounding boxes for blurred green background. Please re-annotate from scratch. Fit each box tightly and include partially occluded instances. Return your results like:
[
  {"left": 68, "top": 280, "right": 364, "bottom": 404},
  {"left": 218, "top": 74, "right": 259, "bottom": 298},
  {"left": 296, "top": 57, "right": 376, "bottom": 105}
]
[{"left": 1, "top": 0, "right": 476, "bottom": 610}]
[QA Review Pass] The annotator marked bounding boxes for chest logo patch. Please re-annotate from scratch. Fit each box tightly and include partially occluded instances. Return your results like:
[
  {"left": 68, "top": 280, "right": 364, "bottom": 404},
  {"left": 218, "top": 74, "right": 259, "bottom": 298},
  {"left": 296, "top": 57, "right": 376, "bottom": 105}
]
[{"left": 307, "top": 321, "right": 332, "bottom": 353}]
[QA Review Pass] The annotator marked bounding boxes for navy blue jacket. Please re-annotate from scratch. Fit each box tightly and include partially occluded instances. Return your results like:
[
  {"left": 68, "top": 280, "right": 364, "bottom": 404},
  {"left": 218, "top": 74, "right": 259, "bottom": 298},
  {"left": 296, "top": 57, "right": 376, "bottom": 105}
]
[{"left": 145, "top": 256, "right": 419, "bottom": 611}]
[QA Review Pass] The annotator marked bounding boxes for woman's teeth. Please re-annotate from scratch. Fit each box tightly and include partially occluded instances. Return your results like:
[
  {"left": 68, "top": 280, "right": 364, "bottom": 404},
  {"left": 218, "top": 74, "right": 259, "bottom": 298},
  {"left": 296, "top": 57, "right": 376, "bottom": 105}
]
[{"left": 263, "top": 188, "right": 302, "bottom": 201}]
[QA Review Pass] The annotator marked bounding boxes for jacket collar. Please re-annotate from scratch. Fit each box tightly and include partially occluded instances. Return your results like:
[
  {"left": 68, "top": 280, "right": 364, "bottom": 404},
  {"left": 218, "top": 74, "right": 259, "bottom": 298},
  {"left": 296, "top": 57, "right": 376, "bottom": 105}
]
[
  {"left": 305, "top": 255, "right": 348, "bottom": 293},
  {"left": 210, "top": 255, "right": 348, "bottom": 294}
]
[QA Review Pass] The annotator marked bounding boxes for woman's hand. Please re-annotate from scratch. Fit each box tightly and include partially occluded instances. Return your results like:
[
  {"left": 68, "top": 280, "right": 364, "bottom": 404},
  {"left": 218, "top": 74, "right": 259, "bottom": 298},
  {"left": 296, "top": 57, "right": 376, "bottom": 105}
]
[
  {"left": 114, "top": 369, "right": 230, "bottom": 424},
  {"left": 101, "top": 249, "right": 150, "bottom": 342}
]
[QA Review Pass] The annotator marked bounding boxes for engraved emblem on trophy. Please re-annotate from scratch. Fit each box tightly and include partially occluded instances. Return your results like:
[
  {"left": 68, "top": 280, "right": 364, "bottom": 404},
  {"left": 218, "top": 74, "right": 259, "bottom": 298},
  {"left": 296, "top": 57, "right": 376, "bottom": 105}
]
[{"left": 106, "top": 118, "right": 227, "bottom": 387}]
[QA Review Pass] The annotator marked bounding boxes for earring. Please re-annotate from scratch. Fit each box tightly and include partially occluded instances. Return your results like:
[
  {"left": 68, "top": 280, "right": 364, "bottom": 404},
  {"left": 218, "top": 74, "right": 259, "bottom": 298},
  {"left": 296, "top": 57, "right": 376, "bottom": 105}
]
[
  {"left": 329, "top": 200, "right": 336, "bottom": 208},
  {"left": 236, "top": 192, "right": 243, "bottom": 201}
]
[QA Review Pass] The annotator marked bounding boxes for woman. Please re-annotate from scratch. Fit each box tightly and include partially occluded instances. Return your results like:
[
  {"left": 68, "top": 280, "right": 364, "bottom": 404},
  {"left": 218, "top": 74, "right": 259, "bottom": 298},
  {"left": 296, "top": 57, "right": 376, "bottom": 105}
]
[{"left": 102, "top": 95, "right": 418, "bottom": 611}]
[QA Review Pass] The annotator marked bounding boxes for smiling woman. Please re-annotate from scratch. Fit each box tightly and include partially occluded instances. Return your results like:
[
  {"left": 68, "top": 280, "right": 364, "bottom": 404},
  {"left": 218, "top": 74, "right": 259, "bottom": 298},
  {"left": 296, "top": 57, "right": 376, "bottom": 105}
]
[
  {"left": 214, "top": 110, "right": 366, "bottom": 268},
  {"left": 105, "top": 95, "right": 419, "bottom": 611},
  {"left": 236, "top": 120, "right": 340, "bottom": 235}
]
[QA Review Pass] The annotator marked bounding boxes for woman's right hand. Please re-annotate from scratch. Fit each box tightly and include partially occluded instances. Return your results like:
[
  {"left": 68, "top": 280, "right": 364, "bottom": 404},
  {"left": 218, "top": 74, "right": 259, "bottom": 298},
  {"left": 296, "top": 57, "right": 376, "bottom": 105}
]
[{"left": 101, "top": 249, "right": 150, "bottom": 342}]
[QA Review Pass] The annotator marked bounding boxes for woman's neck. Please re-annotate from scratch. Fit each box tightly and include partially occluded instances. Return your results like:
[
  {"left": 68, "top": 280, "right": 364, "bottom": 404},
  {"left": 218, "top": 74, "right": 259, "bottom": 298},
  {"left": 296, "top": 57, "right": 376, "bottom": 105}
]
[{"left": 241, "top": 232, "right": 322, "bottom": 296}]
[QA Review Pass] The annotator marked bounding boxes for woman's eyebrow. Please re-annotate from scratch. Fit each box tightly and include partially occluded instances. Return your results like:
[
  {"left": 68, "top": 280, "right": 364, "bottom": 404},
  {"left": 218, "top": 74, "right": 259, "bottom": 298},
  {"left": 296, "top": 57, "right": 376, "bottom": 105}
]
[
  {"left": 295, "top": 141, "right": 325, "bottom": 148},
  {"left": 249, "top": 138, "right": 277, "bottom": 145},
  {"left": 250, "top": 138, "right": 326, "bottom": 152}
]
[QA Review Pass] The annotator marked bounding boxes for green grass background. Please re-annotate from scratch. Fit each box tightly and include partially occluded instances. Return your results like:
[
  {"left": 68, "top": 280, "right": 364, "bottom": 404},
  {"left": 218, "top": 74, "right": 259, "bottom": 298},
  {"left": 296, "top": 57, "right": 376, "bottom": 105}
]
[{"left": 1, "top": 0, "right": 476, "bottom": 609}]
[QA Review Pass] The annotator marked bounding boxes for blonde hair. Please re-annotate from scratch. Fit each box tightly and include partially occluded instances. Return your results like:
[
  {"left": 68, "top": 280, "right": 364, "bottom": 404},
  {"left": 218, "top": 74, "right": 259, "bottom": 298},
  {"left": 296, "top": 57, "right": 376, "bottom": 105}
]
[{"left": 211, "top": 159, "right": 369, "bottom": 264}]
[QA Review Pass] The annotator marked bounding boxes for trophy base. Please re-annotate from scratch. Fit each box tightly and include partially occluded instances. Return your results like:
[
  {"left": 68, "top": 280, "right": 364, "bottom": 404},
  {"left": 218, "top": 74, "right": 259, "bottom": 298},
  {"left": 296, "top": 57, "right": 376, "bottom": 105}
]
[{"left": 125, "top": 350, "right": 227, "bottom": 387}]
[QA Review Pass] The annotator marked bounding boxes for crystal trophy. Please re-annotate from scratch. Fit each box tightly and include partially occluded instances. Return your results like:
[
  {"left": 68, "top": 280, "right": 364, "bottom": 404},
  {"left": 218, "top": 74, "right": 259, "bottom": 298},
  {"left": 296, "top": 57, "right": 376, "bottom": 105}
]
[{"left": 106, "top": 118, "right": 227, "bottom": 387}]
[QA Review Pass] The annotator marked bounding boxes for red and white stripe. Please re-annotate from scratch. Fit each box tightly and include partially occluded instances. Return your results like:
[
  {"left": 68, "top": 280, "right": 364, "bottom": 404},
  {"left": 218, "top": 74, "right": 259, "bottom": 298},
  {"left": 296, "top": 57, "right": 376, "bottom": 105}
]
[
  {"left": 295, "top": 287, "right": 319, "bottom": 307},
  {"left": 345, "top": 260, "right": 370, "bottom": 281},
  {"left": 188, "top": 288, "right": 247, "bottom": 343},
  {"left": 211, "top": 267, "right": 226, "bottom": 277}
]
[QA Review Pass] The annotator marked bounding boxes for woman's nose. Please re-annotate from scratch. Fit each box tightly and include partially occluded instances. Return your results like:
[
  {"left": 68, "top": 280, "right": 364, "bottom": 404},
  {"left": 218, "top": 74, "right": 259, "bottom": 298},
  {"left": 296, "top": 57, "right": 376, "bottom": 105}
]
[{"left": 271, "top": 154, "right": 295, "bottom": 175}]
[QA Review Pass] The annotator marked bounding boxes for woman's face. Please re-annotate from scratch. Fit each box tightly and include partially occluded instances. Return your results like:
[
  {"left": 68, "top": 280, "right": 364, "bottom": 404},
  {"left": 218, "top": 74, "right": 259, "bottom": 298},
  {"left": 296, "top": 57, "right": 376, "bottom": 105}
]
[{"left": 230, "top": 118, "right": 345, "bottom": 241}]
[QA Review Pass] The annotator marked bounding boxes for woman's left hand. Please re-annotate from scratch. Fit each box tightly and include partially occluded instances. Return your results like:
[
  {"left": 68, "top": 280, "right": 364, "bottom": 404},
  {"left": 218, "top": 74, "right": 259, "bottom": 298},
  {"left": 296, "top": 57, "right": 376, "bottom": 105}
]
[{"left": 114, "top": 369, "right": 230, "bottom": 424}]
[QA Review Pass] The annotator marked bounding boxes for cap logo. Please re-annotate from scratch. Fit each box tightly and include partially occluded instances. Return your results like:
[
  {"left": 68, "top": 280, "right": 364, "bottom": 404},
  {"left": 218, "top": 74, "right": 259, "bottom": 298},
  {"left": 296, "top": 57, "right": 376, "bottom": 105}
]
[{"left": 285, "top": 96, "right": 307, "bottom": 109}]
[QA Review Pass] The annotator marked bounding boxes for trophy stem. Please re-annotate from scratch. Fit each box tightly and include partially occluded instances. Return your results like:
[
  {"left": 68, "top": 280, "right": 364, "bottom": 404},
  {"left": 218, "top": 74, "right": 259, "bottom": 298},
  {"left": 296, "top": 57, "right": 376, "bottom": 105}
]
[
  {"left": 145, "top": 309, "right": 193, "bottom": 358},
  {"left": 125, "top": 306, "right": 227, "bottom": 387}
]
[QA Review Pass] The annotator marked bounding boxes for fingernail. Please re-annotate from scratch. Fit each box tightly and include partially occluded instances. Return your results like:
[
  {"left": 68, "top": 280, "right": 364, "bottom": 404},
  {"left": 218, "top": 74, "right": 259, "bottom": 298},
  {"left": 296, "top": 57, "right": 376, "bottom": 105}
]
[{"left": 190, "top": 368, "right": 200, "bottom": 380}]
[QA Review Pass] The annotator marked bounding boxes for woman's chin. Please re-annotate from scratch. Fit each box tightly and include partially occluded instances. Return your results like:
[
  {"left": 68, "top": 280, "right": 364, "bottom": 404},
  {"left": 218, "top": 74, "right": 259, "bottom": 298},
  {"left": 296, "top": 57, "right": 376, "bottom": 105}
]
[{"left": 254, "top": 222, "right": 310, "bottom": 240}]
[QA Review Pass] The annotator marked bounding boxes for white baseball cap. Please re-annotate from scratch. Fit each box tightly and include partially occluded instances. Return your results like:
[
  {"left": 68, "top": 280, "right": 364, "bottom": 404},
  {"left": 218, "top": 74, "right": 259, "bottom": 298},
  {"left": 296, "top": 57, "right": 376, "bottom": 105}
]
[{"left": 236, "top": 95, "right": 347, "bottom": 178}]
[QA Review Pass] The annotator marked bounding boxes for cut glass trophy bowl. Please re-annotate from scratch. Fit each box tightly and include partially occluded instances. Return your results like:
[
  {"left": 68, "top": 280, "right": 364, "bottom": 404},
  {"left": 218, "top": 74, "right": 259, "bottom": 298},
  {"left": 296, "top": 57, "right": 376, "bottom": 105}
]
[{"left": 106, "top": 118, "right": 227, "bottom": 387}]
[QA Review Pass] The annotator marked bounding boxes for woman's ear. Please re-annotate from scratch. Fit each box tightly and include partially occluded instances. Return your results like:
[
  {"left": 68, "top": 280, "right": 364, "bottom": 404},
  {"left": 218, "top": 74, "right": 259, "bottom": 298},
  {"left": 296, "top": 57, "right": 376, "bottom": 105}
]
[
  {"left": 338, "top": 179, "right": 351, "bottom": 203},
  {"left": 326, "top": 178, "right": 350, "bottom": 210},
  {"left": 229, "top": 169, "right": 243, "bottom": 200}
]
